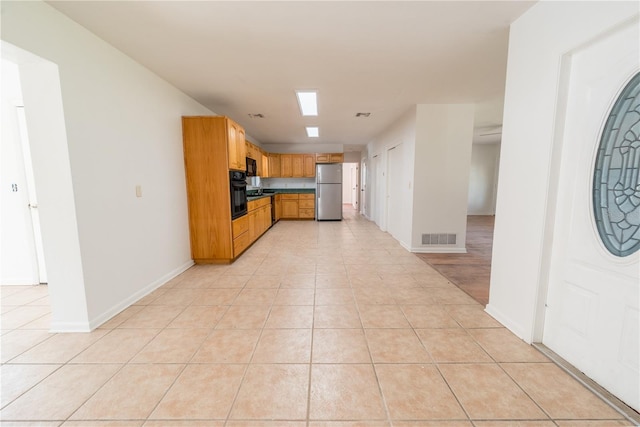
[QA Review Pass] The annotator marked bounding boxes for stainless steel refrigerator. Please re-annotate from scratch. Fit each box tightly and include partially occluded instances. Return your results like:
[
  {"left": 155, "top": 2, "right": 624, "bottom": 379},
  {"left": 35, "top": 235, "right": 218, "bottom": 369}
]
[{"left": 316, "top": 163, "right": 342, "bottom": 220}]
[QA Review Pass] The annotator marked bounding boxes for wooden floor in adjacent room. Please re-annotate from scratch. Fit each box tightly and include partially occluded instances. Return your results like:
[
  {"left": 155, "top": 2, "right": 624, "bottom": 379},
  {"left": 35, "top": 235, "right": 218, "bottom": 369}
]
[{"left": 417, "top": 215, "right": 494, "bottom": 306}]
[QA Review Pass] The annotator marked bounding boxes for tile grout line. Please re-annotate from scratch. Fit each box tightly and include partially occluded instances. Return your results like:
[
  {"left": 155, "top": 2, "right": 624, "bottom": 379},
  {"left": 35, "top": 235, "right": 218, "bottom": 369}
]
[
  {"left": 350, "top": 269, "right": 393, "bottom": 427},
  {"left": 221, "top": 267, "right": 279, "bottom": 426}
]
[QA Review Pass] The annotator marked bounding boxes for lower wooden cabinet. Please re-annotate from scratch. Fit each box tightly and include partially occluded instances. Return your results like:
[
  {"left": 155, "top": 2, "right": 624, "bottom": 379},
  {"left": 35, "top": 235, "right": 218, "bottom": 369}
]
[
  {"left": 233, "top": 231, "right": 250, "bottom": 256},
  {"left": 236, "top": 197, "right": 273, "bottom": 257},
  {"left": 279, "top": 193, "right": 315, "bottom": 219},
  {"left": 298, "top": 194, "right": 315, "bottom": 219},
  {"left": 232, "top": 216, "right": 250, "bottom": 257},
  {"left": 281, "top": 198, "right": 299, "bottom": 218},
  {"left": 275, "top": 194, "right": 282, "bottom": 221}
]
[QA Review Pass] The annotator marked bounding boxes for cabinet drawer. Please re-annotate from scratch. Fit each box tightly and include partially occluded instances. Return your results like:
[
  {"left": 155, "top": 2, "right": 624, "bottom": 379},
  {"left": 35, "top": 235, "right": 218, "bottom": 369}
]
[
  {"left": 247, "top": 197, "right": 270, "bottom": 211},
  {"left": 281, "top": 194, "right": 299, "bottom": 200},
  {"left": 233, "top": 231, "right": 250, "bottom": 257},
  {"left": 299, "top": 194, "right": 314, "bottom": 200},
  {"left": 232, "top": 216, "right": 249, "bottom": 238},
  {"left": 299, "top": 208, "right": 315, "bottom": 218},
  {"left": 299, "top": 200, "right": 315, "bottom": 209}
]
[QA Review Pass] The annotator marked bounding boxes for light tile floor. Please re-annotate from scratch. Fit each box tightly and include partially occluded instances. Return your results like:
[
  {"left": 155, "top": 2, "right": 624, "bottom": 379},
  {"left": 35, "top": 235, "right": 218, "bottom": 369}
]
[{"left": 0, "top": 210, "right": 633, "bottom": 426}]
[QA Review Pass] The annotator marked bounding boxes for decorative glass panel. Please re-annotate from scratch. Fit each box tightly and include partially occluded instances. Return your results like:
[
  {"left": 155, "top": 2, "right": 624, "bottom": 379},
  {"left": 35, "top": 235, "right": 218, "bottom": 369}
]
[{"left": 593, "top": 72, "right": 640, "bottom": 257}]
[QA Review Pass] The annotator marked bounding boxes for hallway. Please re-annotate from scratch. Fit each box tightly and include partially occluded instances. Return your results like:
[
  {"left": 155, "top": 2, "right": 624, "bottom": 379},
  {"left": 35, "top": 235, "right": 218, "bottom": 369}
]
[{"left": 0, "top": 210, "right": 631, "bottom": 426}]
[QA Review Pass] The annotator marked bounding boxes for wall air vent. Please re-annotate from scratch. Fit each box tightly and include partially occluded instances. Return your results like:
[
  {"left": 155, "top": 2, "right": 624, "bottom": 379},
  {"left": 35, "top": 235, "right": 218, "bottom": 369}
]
[
  {"left": 355, "top": 112, "right": 371, "bottom": 117},
  {"left": 248, "top": 113, "right": 265, "bottom": 119},
  {"left": 421, "top": 233, "right": 457, "bottom": 245}
]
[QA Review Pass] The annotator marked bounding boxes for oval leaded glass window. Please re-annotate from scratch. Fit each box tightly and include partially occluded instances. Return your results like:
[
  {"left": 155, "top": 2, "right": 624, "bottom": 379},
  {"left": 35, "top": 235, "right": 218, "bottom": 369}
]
[{"left": 593, "top": 72, "right": 640, "bottom": 257}]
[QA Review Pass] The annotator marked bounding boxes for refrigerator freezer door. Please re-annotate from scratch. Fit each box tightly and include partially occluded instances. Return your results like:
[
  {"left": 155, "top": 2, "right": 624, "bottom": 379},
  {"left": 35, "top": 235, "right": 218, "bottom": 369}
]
[
  {"left": 316, "top": 163, "right": 342, "bottom": 184},
  {"left": 317, "top": 183, "right": 342, "bottom": 220}
]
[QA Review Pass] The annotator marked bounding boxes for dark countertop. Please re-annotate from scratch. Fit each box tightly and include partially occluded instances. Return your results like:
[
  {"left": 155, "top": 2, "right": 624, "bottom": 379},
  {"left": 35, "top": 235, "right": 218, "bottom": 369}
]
[{"left": 247, "top": 188, "right": 315, "bottom": 201}]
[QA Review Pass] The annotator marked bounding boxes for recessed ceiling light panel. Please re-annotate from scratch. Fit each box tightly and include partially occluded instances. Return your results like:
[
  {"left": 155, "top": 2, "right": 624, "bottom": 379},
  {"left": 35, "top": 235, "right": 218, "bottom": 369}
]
[
  {"left": 296, "top": 91, "right": 318, "bottom": 116},
  {"left": 306, "top": 126, "right": 319, "bottom": 138}
]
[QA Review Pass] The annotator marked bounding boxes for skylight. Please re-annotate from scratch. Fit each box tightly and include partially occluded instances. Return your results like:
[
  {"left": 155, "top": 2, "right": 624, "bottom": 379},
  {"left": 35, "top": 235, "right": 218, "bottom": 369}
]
[
  {"left": 296, "top": 91, "right": 318, "bottom": 116},
  {"left": 306, "top": 126, "right": 319, "bottom": 138}
]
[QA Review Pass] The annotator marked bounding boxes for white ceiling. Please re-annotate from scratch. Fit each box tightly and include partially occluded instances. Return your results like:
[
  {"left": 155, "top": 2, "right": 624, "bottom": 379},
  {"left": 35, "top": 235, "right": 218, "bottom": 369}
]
[{"left": 47, "top": 1, "right": 535, "bottom": 149}]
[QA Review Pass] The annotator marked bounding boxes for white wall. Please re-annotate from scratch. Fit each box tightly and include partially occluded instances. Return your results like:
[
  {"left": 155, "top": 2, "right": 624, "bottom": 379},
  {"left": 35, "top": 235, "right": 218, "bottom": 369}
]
[
  {"left": 467, "top": 143, "right": 500, "bottom": 215},
  {"left": 487, "top": 1, "right": 639, "bottom": 342},
  {"left": 343, "top": 151, "right": 361, "bottom": 163},
  {"left": 0, "top": 59, "right": 39, "bottom": 285},
  {"left": 366, "top": 107, "right": 417, "bottom": 244},
  {"left": 411, "top": 104, "right": 475, "bottom": 252},
  {"left": 1, "top": 1, "right": 213, "bottom": 330}
]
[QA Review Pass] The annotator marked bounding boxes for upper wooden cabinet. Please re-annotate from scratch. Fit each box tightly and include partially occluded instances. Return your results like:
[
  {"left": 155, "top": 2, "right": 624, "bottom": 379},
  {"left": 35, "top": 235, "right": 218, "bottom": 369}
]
[
  {"left": 316, "top": 153, "right": 344, "bottom": 164},
  {"left": 303, "top": 154, "right": 316, "bottom": 177},
  {"left": 261, "top": 152, "right": 270, "bottom": 177},
  {"left": 269, "top": 154, "right": 281, "bottom": 178},
  {"left": 280, "top": 154, "right": 293, "bottom": 177},
  {"left": 292, "top": 155, "right": 304, "bottom": 177},
  {"left": 227, "top": 119, "right": 246, "bottom": 171}
]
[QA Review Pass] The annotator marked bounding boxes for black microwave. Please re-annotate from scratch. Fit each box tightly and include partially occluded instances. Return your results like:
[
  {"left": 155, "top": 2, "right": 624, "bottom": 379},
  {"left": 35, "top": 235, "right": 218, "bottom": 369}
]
[{"left": 246, "top": 157, "right": 257, "bottom": 176}]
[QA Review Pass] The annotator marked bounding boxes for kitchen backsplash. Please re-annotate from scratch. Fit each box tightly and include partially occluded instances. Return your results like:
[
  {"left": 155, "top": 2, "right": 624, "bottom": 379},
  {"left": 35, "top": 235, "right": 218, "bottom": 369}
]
[{"left": 248, "top": 177, "right": 316, "bottom": 189}]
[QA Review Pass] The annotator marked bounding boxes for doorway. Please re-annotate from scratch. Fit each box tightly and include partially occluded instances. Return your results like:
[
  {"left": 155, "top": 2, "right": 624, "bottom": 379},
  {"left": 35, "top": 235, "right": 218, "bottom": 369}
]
[
  {"left": 1, "top": 59, "right": 47, "bottom": 286},
  {"left": 341, "top": 162, "right": 359, "bottom": 211}
]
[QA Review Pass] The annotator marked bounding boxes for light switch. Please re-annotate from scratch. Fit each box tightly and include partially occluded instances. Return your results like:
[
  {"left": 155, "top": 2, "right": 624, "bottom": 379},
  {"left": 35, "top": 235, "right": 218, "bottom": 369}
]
[{"left": 135, "top": 185, "right": 142, "bottom": 197}]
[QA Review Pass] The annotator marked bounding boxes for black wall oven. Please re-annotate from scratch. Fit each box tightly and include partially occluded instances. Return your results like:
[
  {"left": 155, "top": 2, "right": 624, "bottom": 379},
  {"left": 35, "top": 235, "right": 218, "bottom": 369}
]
[{"left": 230, "top": 171, "right": 247, "bottom": 219}]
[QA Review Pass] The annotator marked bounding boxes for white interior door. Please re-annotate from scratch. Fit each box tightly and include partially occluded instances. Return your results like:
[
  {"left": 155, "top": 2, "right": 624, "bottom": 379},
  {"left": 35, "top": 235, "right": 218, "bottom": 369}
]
[
  {"left": 386, "top": 144, "right": 403, "bottom": 240},
  {"left": 17, "top": 106, "right": 48, "bottom": 284},
  {"left": 372, "top": 154, "right": 383, "bottom": 228},
  {"left": 543, "top": 20, "right": 639, "bottom": 411},
  {"left": 361, "top": 159, "right": 367, "bottom": 217},
  {"left": 351, "top": 164, "right": 358, "bottom": 210}
]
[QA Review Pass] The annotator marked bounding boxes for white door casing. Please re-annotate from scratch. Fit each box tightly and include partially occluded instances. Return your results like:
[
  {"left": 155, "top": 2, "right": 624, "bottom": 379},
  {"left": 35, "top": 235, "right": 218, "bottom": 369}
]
[{"left": 543, "top": 19, "right": 639, "bottom": 411}]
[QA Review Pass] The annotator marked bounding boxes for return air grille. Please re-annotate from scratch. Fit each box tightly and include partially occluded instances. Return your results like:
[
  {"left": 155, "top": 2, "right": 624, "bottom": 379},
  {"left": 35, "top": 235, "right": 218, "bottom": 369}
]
[{"left": 421, "top": 233, "right": 457, "bottom": 245}]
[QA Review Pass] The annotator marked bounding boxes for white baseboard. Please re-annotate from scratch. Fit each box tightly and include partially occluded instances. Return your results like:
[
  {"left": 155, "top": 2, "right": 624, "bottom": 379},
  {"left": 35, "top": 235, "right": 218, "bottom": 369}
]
[
  {"left": 0, "top": 277, "right": 39, "bottom": 285},
  {"left": 411, "top": 246, "right": 468, "bottom": 254},
  {"left": 484, "top": 303, "right": 531, "bottom": 343},
  {"left": 49, "top": 321, "right": 92, "bottom": 333},
  {"left": 87, "top": 260, "right": 195, "bottom": 331}
]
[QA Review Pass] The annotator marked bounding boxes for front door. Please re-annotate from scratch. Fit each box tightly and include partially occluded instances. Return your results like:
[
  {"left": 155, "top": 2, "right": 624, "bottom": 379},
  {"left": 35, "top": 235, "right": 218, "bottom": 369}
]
[{"left": 542, "top": 19, "right": 639, "bottom": 411}]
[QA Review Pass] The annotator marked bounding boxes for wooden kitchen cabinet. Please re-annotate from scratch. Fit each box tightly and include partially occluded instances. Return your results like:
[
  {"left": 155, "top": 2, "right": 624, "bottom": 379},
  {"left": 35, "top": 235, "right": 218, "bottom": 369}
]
[
  {"left": 227, "top": 119, "right": 246, "bottom": 171},
  {"left": 299, "top": 193, "right": 315, "bottom": 219},
  {"left": 303, "top": 154, "right": 316, "bottom": 177},
  {"left": 232, "top": 216, "right": 250, "bottom": 257},
  {"left": 292, "top": 155, "right": 304, "bottom": 177},
  {"left": 281, "top": 194, "right": 299, "bottom": 218},
  {"left": 247, "top": 197, "right": 272, "bottom": 243},
  {"left": 262, "top": 151, "right": 270, "bottom": 177},
  {"left": 182, "top": 116, "right": 248, "bottom": 263},
  {"left": 279, "top": 193, "right": 315, "bottom": 219},
  {"left": 274, "top": 194, "right": 282, "bottom": 221},
  {"left": 269, "top": 154, "right": 281, "bottom": 178},
  {"left": 316, "top": 153, "right": 344, "bottom": 164},
  {"left": 280, "top": 154, "right": 293, "bottom": 177}
]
